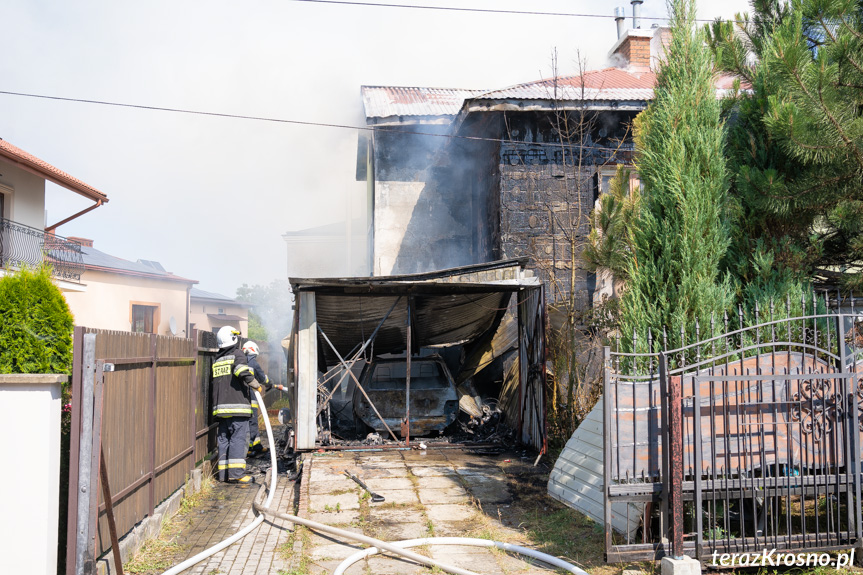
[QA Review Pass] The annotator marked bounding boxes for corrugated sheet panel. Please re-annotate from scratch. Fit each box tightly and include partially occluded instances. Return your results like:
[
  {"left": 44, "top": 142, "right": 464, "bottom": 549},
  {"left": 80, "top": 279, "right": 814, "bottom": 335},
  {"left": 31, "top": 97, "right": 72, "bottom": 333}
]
[
  {"left": 547, "top": 397, "right": 643, "bottom": 538},
  {"left": 313, "top": 290, "right": 510, "bottom": 367},
  {"left": 362, "top": 86, "right": 487, "bottom": 120},
  {"left": 474, "top": 68, "right": 656, "bottom": 102}
]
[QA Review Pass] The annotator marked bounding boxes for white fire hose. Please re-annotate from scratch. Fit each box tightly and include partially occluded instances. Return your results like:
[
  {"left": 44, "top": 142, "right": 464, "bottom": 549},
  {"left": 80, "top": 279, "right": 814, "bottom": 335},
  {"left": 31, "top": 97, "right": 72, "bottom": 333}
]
[
  {"left": 160, "top": 389, "right": 278, "bottom": 575},
  {"left": 161, "top": 389, "right": 588, "bottom": 575}
]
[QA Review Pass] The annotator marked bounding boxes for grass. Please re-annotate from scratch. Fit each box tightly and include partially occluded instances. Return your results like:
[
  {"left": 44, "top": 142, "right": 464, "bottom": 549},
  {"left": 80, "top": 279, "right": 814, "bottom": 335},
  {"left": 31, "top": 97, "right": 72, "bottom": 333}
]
[
  {"left": 277, "top": 525, "right": 312, "bottom": 575},
  {"left": 124, "top": 474, "right": 215, "bottom": 574},
  {"left": 494, "top": 466, "right": 615, "bottom": 575}
]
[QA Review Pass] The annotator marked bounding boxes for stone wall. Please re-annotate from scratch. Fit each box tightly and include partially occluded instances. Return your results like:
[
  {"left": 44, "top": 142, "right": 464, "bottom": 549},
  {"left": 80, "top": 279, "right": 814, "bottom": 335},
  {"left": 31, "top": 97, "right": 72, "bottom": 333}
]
[{"left": 499, "top": 148, "right": 595, "bottom": 313}]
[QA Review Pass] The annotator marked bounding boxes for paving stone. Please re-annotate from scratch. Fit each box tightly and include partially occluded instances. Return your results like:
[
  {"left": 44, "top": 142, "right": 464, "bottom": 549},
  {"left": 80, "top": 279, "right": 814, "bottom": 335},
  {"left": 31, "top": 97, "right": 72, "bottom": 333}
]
[
  {"left": 366, "top": 554, "right": 430, "bottom": 575},
  {"left": 309, "top": 474, "right": 356, "bottom": 494},
  {"left": 368, "top": 507, "right": 426, "bottom": 524},
  {"left": 308, "top": 541, "right": 366, "bottom": 561},
  {"left": 364, "top": 476, "right": 415, "bottom": 491},
  {"left": 466, "top": 481, "right": 512, "bottom": 504},
  {"left": 407, "top": 465, "right": 457, "bottom": 477},
  {"left": 309, "top": 491, "right": 360, "bottom": 512},
  {"left": 431, "top": 548, "right": 504, "bottom": 573},
  {"left": 454, "top": 465, "right": 502, "bottom": 476},
  {"left": 367, "top": 509, "right": 430, "bottom": 540},
  {"left": 376, "top": 489, "right": 420, "bottom": 508},
  {"left": 359, "top": 465, "right": 410, "bottom": 478},
  {"left": 417, "top": 486, "right": 471, "bottom": 505},
  {"left": 495, "top": 551, "right": 562, "bottom": 573},
  {"left": 424, "top": 504, "right": 477, "bottom": 522},
  {"left": 308, "top": 508, "right": 360, "bottom": 525},
  {"left": 415, "top": 474, "right": 463, "bottom": 490}
]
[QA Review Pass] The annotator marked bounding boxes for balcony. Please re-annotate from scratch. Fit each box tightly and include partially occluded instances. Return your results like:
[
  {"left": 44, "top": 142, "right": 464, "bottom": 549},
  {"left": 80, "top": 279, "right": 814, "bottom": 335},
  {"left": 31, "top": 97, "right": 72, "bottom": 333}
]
[{"left": 0, "top": 218, "right": 84, "bottom": 282}]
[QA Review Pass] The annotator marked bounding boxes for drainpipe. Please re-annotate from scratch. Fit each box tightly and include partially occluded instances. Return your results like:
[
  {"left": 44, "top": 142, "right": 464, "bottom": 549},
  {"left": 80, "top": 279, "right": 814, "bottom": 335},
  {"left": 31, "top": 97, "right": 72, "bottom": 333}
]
[
  {"left": 631, "top": 0, "right": 643, "bottom": 29},
  {"left": 185, "top": 284, "right": 192, "bottom": 336},
  {"left": 614, "top": 6, "right": 626, "bottom": 39}
]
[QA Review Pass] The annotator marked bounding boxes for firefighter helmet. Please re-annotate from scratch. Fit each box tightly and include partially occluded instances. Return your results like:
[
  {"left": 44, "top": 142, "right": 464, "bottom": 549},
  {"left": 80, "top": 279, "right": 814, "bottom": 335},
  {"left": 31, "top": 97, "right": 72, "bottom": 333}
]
[
  {"left": 242, "top": 340, "right": 260, "bottom": 357},
  {"left": 217, "top": 326, "right": 240, "bottom": 348}
]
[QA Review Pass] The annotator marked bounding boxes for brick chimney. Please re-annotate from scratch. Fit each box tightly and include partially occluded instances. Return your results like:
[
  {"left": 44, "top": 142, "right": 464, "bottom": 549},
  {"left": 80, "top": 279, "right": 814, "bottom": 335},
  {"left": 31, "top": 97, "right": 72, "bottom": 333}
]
[
  {"left": 68, "top": 236, "right": 93, "bottom": 247},
  {"left": 609, "top": 29, "right": 654, "bottom": 72}
]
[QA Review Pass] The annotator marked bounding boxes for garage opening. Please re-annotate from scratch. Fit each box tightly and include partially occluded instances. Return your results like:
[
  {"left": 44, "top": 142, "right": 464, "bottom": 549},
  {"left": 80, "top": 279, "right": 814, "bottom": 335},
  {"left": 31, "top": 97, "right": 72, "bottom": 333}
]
[{"left": 284, "top": 259, "right": 547, "bottom": 453}]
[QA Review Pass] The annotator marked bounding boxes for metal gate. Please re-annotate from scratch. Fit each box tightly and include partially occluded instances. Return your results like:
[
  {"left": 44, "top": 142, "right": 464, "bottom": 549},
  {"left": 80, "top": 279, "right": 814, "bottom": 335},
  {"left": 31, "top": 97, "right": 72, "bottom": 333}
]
[{"left": 604, "top": 297, "right": 863, "bottom": 562}]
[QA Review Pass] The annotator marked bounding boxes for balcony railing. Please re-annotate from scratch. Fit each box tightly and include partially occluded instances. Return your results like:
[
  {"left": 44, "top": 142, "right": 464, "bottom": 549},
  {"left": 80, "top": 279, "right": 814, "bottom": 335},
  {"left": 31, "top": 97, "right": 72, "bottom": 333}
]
[{"left": 0, "top": 218, "right": 84, "bottom": 282}]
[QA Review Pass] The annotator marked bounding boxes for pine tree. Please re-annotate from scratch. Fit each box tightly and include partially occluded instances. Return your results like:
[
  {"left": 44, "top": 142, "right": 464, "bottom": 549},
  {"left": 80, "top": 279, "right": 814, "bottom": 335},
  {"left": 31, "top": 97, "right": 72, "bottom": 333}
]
[
  {"left": 708, "top": 0, "right": 863, "bottom": 292},
  {"left": 706, "top": 0, "right": 811, "bottom": 319},
  {"left": 619, "top": 0, "right": 733, "bottom": 354}
]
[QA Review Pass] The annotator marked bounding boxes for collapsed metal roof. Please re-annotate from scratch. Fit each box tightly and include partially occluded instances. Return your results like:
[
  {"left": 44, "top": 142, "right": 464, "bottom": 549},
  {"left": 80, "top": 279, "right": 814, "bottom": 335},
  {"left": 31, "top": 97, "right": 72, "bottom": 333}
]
[
  {"left": 361, "top": 86, "right": 488, "bottom": 123},
  {"left": 289, "top": 259, "right": 537, "bottom": 367}
]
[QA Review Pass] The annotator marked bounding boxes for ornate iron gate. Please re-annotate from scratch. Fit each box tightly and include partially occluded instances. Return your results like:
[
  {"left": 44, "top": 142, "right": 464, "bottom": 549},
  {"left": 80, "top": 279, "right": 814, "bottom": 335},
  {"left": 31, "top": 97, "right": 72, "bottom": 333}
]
[{"left": 604, "top": 298, "right": 863, "bottom": 563}]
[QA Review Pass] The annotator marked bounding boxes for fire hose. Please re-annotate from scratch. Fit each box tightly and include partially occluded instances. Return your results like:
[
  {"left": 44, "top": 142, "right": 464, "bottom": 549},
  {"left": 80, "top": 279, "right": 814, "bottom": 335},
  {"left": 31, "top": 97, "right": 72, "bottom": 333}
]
[{"left": 161, "top": 388, "right": 588, "bottom": 575}]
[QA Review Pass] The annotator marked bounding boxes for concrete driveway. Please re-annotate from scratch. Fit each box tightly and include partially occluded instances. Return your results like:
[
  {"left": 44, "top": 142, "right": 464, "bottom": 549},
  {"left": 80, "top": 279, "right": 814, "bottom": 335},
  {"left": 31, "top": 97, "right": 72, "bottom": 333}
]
[{"left": 290, "top": 447, "right": 570, "bottom": 575}]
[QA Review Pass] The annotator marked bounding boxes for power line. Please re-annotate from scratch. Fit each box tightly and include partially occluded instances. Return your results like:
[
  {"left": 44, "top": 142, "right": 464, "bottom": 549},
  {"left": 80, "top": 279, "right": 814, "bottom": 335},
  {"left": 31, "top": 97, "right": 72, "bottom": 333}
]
[
  {"left": 0, "top": 89, "right": 639, "bottom": 155},
  {"left": 288, "top": 0, "right": 743, "bottom": 24}
]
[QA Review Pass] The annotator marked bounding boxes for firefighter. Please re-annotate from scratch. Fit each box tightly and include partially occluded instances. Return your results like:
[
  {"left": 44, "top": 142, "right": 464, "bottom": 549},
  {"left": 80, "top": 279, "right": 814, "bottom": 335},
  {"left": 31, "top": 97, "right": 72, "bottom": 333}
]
[
  {"left": 242, "top": 340, "right": 272, "bottom": 455},
  {"left": 212, "top": 326, "right": 260, "bottom": 483}
]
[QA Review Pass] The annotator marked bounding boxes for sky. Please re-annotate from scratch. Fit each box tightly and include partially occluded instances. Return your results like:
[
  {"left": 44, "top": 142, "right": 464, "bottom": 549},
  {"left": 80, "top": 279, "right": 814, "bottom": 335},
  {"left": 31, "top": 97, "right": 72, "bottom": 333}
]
[{"left": 0, "top": 0, "right": 750, "bottom": 298}]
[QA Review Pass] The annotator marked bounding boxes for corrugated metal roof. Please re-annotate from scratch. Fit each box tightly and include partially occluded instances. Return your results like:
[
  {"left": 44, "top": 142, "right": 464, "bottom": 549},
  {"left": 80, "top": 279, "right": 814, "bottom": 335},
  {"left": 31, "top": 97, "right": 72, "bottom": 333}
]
[
  {"left": 291, "top": 259, "right": 534, "bottom": 367},
  {"left": 474, "top": 68, "right": 657, "bottom": 102},
  {"left": 364, "top": 70, "right": 744, "bottom": 122},
  {"left": 0, "top": 139, "right": 108, "bottom": 202},
  {"left": 362, "top": 86, "right": 487, "bottom": 120}
]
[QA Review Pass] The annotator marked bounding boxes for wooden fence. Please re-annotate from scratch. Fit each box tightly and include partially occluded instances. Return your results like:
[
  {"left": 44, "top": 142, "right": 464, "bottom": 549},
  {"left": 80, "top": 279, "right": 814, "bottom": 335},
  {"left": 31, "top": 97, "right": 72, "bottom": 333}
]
[{"left": 65, "top": 327, "right": 219, "bottom": 573}]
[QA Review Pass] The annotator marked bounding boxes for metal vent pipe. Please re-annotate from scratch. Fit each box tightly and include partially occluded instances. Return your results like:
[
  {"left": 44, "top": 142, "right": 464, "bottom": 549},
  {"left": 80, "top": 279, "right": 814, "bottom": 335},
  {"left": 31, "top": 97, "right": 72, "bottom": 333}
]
[
  {"left": 631, "top": 0, "right": 643, "bottom": 29},
  {"left": 614, "top": 6, "right": 626, "bottom": 39}
]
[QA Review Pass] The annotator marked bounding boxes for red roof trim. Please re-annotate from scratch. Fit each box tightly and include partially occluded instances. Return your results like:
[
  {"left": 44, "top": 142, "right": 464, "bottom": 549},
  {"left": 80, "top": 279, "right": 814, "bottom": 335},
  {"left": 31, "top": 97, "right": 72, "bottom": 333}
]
[{"left": 0, "top": 139, "right": 108, "bottom": 203}]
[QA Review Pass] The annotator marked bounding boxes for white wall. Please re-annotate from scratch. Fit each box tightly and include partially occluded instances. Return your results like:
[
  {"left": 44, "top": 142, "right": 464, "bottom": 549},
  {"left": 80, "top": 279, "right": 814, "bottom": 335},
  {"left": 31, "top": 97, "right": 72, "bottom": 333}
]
[
  {"left": 64, "top": 270, "right": 191, "bottom": 335},
  {"left": 374, "top": 180, "right": 425, "bottom": 275},
  {"left": 189, "top": 299, "right": 249, "bottom": 336},
  {"left": 0, "top": 374, "right": 64, "bottom": 575},
  {"left": 0, "top": 158, "right": 46, "bottom": 229}
]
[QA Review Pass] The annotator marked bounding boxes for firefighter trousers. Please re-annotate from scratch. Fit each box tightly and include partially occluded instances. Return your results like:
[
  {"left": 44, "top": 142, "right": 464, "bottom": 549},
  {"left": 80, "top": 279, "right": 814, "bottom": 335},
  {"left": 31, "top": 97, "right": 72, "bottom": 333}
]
[
  {"left": 249, "top": 405, "right": 261, "bottom": 449},
  {"left": 217, "top": 416, "right": 250, "bottom": 481}
]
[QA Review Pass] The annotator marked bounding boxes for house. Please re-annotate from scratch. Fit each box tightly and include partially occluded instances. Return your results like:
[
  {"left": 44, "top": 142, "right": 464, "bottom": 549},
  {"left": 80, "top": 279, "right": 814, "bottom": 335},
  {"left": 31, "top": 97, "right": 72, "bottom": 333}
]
[
  {"left": 359, "top": 10, "right": 732, "bottom": 314},
  {"left": 188, "top": 288, "right": 252, "bottom": 337},
  {"left": 61, "top": 238, "right": 197, "bottom": 335},
  {"left": 0, "top": 138, "right": 108, "bottom": 290},
  {"left": 283, "top": 218, "right": 368, "bottom": 278}
]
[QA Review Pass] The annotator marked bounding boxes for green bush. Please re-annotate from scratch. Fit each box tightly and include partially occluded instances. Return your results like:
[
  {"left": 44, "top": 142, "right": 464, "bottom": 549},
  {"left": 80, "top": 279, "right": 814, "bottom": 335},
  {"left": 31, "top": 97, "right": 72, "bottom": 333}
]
[{"left": 0, "top": 263, "right": 74, "bottom": 375}]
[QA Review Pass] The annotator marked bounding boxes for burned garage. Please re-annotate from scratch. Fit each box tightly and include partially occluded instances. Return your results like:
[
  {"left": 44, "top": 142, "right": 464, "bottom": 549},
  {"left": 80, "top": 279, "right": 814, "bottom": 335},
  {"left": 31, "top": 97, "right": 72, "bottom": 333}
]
[{"left": 285, "top": 259, "right": 547, "bottom": 452}]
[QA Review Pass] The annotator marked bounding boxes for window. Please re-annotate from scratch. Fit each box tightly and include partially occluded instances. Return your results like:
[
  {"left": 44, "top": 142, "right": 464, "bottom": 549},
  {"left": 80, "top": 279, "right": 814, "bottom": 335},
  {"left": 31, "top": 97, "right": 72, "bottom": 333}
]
[
  {"left": 218, "top": 307, "right": 225, "bottom": 314},
  {"left": 130, "top": 302, "right": 160, "bottom": 334},
  {"left": 596, "top": 166, "right": 641, "bottom": 197}
]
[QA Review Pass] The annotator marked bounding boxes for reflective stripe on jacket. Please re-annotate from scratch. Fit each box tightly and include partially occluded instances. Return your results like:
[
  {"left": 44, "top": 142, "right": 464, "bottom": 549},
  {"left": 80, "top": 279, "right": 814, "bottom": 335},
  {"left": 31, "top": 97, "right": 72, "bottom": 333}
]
[{"left": 212, "top": 344, "right": 256, "bottom": 417}]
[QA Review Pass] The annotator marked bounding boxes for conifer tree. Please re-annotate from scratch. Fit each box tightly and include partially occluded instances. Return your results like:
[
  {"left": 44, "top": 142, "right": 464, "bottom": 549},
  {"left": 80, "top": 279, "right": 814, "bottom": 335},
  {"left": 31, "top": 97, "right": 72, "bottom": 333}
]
[
  {"left": 619, "top": 0, "right": 733, "bottom": 353},
  {"left": 708, "top": 0, "right": 863, "bottom": 292},
  {"left": 0, "top": 264, "right": 74, "bottom": 374}
]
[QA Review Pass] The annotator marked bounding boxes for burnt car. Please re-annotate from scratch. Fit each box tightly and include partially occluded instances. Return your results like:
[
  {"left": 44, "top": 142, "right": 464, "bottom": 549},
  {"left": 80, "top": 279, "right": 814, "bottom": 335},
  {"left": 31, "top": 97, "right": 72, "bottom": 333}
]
[{"left": 353, "top": 355, "right": 459, "bottom": 437}]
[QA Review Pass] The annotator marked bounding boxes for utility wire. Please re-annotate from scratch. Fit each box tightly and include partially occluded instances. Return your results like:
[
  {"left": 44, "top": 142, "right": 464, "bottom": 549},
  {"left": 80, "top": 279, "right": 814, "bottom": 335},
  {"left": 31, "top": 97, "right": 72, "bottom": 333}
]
[
  {"left": 0, "top": 89, "right": 640, "bottom": 154},
  {"left": 288, "top": 0, "right": 745, "bottom": 24}
]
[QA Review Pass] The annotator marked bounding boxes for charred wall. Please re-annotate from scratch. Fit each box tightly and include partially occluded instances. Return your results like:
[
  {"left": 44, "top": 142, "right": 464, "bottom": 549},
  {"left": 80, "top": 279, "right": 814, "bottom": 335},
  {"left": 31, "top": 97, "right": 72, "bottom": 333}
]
[
  {"left": 497, "top": 111, "right": 635, "bottom": 314},
  {"left": 377, "top": 115, "right": 501, "bottom": 275}
]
